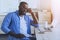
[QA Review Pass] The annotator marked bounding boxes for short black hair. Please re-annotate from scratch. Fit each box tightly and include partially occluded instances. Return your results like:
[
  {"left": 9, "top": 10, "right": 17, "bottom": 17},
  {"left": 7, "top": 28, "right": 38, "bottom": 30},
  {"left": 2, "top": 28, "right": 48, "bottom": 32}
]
[{"left": 19, "top": 2, "right": 28, "bottom": 6}]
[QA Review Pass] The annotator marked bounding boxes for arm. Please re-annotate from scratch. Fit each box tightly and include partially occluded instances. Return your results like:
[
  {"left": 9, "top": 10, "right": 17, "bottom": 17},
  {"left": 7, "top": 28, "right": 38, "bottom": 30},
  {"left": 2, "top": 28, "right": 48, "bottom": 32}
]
[
  {"left": 27, "top": 8, "right": 38, "bottom": 24},
  {"left": 1, "top": 13, "right": 25, "bottom": 38},
  {"left": 30, "top": 19, "right": 38, "bottom": 27},
  {"left": 1, "top": 13, "right": 12, "bottom": 34}
]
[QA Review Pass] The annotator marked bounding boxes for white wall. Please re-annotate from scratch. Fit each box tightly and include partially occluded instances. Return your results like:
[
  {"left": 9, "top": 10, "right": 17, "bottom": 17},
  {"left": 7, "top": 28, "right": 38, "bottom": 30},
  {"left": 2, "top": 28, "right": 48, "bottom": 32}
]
[
  {"left": 0, "top": 0, "right": 19, "bottom": 13},
  {"left": 20, "top": 0, "right": 40, "bottom": 9},
  {"left": 51, "top": 0, "right": 60, "bottom": 26},
  {"left": 0, "top": 0, "right": 51, "bottom": 13},
  {"left": 38, "top": 0, "right": 51, "bottom": 11}
]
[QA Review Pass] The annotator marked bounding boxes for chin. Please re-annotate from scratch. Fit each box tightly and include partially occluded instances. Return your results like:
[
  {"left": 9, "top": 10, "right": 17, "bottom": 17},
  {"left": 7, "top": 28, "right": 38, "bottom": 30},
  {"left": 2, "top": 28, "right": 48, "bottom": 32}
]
[{"left": 22, "top": 13, "right": 26, "bottom": 15}]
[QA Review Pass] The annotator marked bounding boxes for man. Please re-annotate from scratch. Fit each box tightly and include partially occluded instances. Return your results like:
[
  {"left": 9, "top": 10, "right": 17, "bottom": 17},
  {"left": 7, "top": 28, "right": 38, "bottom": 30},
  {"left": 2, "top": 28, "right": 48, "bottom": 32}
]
[{"left": 1, "top": 2, "right": 38, "bottom": 40}]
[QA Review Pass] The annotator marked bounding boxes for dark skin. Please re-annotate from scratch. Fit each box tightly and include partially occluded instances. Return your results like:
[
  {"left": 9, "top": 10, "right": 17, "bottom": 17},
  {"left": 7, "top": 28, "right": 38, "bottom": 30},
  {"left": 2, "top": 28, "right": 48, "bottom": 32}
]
[
  {"left": 19, "top": 4, "right": 28, "bottom": 15},
  {"left": 19, "top": 4, "right": 38, "bottom": 24},
  {"left": 8, "top": 3, "right": 38, "bottom": 39}
]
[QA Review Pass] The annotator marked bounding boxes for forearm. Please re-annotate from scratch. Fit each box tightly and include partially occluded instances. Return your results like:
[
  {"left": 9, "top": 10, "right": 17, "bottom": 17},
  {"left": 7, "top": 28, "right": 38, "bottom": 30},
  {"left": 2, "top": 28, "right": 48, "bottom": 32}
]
[
  {"left": 27, "top": 8, "right": 38, "bottom": 24},
  {"left": 31, "top": 12, "right": 38, "bottom": 24}
]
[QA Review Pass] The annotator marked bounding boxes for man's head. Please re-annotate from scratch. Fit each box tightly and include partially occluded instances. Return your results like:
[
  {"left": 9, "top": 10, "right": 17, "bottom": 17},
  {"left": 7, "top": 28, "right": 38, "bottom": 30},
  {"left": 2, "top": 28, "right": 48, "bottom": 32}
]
[{"left": 19, "top": 2, "right": 28, "bottom": 15}]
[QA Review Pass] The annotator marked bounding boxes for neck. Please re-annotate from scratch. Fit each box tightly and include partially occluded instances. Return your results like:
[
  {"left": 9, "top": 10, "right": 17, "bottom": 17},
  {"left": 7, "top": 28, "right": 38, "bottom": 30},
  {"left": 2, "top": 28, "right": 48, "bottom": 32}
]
[
  {"left": 18, "top": 10, "right": 26, "bottom": 16},
  {"left": 19, "top": 15, "right": 24, "bottom": 17}
]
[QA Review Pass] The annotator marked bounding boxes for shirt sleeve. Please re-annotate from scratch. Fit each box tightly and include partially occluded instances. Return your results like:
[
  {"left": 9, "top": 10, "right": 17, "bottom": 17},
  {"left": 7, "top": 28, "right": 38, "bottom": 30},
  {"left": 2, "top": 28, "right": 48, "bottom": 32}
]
[
  {"left": 1, "top": 13, "right": 12, "bottom": 34},
  {"left": 29, "top": 17, "right": 39, "bottom": 27}
]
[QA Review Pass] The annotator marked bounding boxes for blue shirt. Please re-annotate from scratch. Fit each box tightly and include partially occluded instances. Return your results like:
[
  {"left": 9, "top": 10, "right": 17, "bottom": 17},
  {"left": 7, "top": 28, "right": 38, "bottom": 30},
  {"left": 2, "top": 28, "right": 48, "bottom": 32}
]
[
  {"left": 19, "top": 16, "right": 31, "bottom": 37},
  {"left": 1, "top": 10, "right": 38, "bottom": 40}
]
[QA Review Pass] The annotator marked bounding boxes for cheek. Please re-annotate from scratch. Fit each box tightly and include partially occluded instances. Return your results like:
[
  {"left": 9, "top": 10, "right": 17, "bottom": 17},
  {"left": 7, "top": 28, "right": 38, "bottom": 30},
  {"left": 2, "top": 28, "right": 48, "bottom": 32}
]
[
  {"left": 25, "top": 9, "right": 27, "bottom": 12},
  {"left": 20, "top": 8, "right": 24, "bottom": 11},
  {"left": 19, "top": 8, "right": 27, "bottom": 12},
  {"left": 22, "top": 9, "right": 27, "bottom": 12}
]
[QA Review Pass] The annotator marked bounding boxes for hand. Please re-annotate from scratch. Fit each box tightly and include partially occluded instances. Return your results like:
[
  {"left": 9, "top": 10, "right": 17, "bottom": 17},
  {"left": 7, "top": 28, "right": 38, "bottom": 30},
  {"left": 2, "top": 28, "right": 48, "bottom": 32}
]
[
  {"left": 7, "top": 31, "right": 25, "bottom": 38},
  {"left": 15, "top": 34, "right": 26, "bottom": 38},
  {"left": 27, "top": 8, "right": 33, "bottom": 13}
]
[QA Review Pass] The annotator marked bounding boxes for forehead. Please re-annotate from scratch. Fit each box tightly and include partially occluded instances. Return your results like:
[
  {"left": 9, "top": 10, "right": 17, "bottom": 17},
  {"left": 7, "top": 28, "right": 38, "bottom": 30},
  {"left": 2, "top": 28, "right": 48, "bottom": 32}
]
[
  {"left": 21, "top": 4, "right": 28, "bottom": 7},
  {"left": 19, "top": 4, "right": 28, "bottom": 9}
]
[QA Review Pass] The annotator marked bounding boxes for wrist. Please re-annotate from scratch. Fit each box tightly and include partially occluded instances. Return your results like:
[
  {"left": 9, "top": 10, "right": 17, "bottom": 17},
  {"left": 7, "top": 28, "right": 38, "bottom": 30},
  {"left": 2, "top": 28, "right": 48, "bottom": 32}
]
[{"left": 7, "top": 31, "right": 15, "bottom": 36}]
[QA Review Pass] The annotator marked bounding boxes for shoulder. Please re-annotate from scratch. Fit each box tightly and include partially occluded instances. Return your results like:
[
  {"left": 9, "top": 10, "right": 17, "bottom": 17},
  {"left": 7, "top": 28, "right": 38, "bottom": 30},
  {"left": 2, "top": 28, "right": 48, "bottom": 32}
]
[
  {"left": 25, "top": 15, "right": 30, "bottom": 18},
  {"left": 6, "top": 10, "right": 18, "bottom": 17}
]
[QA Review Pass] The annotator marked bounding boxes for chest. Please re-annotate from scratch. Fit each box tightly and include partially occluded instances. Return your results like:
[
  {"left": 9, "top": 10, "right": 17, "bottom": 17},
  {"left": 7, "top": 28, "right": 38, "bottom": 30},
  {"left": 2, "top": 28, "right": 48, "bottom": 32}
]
[{"left": 11, "top": 14, "right": 30, "bottom": 25}]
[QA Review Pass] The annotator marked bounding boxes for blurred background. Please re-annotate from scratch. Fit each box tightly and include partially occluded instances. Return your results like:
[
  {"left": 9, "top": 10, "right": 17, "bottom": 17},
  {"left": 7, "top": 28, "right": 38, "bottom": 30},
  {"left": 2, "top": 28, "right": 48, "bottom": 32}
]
[{"left": 0, "top": 0, "right": 60, "bottom": 40}]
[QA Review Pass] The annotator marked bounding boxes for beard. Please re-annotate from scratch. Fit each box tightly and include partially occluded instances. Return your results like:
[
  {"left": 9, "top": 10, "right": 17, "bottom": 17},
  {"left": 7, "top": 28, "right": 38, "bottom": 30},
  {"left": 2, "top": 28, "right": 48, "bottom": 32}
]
[
  {"left": 19, "top": 9, "right": 28, "bottom": 15},
  {"left": 19, "top": 11, "right": 26, "bottom": 15}
]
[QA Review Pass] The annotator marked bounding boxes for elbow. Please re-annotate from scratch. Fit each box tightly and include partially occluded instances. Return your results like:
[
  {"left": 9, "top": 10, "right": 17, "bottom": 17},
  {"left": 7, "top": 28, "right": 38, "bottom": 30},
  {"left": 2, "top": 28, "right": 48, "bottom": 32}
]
[
  {"left": 1, "top": 26, "right": 4, "bottom": 32},
  {"left": 1, "top": 25, "right": 6, "bottom": 33},
  {"left": 33, "top": 21, "right": 38, "bottom": 24},
  {"left": 1, "top": 26, "right": 10, "bottom": 34}
]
